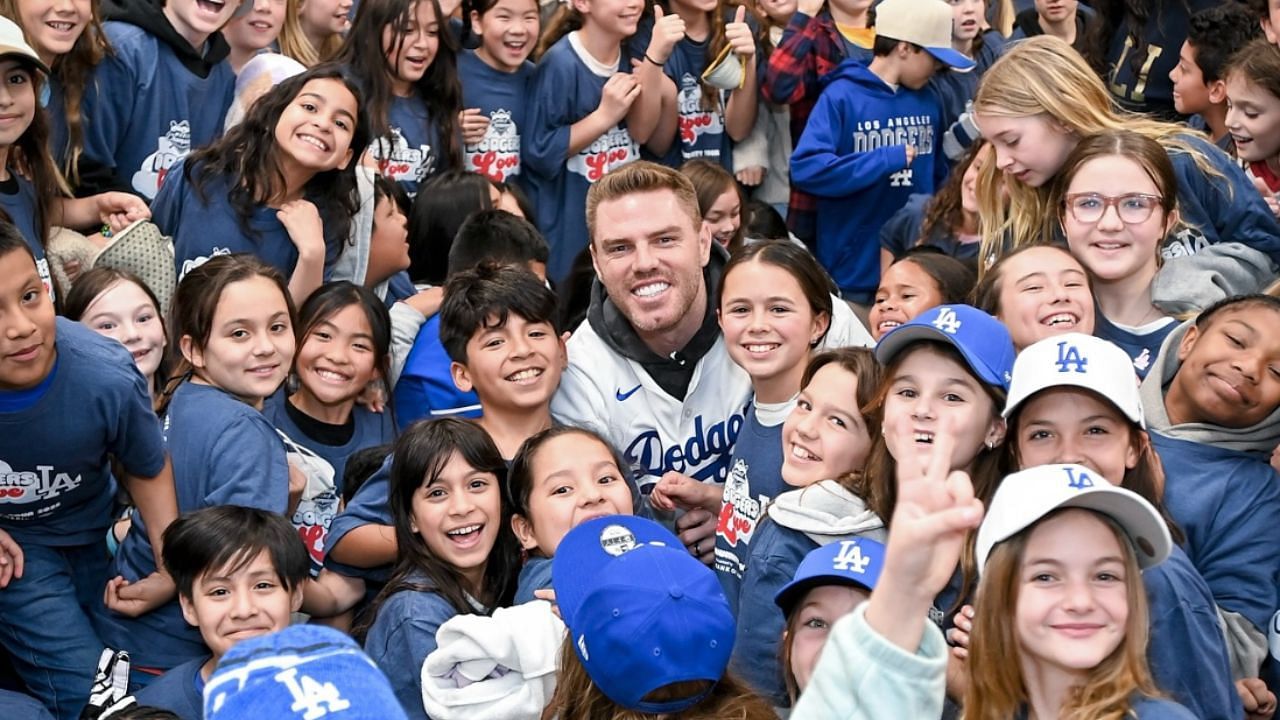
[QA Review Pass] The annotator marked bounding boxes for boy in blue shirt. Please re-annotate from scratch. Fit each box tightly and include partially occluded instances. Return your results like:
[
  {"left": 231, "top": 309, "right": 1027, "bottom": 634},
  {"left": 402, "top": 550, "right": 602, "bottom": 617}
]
[
  {"left": 0, "top": 224, "right": 178, "bottom": 719},
  {"left": 393, "top": 210, "right": 551, "bottom": 428},
  {"left": 134, "top": 506, "right": 309, "bottom": 719},
  {"left": 1170, "top": 3, "right": 1261, "bottom": 151},
  {"left": 79, "top": 0, "right": 238, "bottom": 199},
  {"left": 790, "top": 0, "right": 973, "bottom": 304},
  {"left": 1139, "top": 294, "right": 1280, "bottom": 684}
]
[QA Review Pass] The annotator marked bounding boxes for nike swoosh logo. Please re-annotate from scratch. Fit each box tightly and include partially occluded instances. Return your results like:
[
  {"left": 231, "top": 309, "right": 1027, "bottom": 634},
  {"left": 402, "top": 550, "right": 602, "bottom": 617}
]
[{"left": 615, "top": 384, "right": 642, "bottom": 401}]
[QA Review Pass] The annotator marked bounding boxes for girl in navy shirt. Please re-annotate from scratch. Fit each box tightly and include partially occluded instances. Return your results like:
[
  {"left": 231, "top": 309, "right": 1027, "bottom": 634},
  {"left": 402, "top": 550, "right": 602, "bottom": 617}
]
[
  {"left": 335, "top": 0, "right": 463, "bottom": 196},
  {"left": 152, "top": 64, "right": 370, "bottom": 304},
  {"left": 265, "top": 282, "right": 398, "bottom": 575},
  {"left": 1057, "top": 131, "right": 1178, "bottom": 379},
  {"left": 98, "top": 253, "right": 299, "bottom": 679},
  {"left": 457, "top": 0, "right": 538, "bottom": 184},
  {"left": 357, "top": 418, "right": 520, "bottom": 720}
]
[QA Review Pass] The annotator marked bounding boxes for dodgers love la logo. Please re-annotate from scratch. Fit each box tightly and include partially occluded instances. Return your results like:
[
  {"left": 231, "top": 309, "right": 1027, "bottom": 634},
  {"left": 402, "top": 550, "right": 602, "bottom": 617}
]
[
  {"left": 466, "top": 109, "right": 521, "bottom": 182},
  {"left": 371, "top": 128, "right": 436, "bottom": 185},
  {"left": 568, "top": 125, "right": 638, "bottom": 182},
  {"left": 677, "top": 74, "right": 724, "bottom": 153},
  {"left": 132, "top": 120, "right": 191, "bottom": 200},
  {"left": 716, "top": 459, "right": 764, "bottom": 548},
  {"left": 0, "top": 459, "right": 84, "bottom": 512}
]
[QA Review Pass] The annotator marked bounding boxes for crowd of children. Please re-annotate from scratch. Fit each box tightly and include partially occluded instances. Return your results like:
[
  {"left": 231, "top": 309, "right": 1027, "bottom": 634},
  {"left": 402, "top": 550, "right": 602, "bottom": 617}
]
[{"left": 4, "top": 0, "right": 1280, "bottom": 717}]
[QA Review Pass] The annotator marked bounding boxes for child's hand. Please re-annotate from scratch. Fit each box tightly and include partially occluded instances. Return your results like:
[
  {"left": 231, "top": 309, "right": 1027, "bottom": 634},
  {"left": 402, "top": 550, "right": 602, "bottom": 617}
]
[
  {"left": 651, "top": 471, "right": 723, "bottom": 514},
  {"left": 104, "top": 572, "right": 176, "bottom": 617},
  {"left": 675, "top": 506, "right": 718, "bottom": 566},
  {"left": 1239, "top": 679, "right": 1279, "bottom": 720},
  {"left": 0, "top": 527, "right": 24, "bottom": 589},
  {"left": 277, "top": 199, "right": 326, "bottom": 260},
  {"left": 94, "top": 192, "right": 150, "bottom": 233},
  {"left": 946, "top": 604, "right": 975, "bottom": 659},
  {"left": 403, "top": 286, "right": 444, "bottom": 318},
  {"left": 600, "top": 73, "right": 642, "bottom": 125},
  {"left": 1252, "top": 175, "right": 1280, "bottom": 220},
  {"left": 796, "top": 0, "right": 823, "bottom": 17},
  {"left": 736, "top": 166, "right": 765, "bottom": 187},
  {"left": 905, "top": 144, "right": 918, "bottom": 166},
  {"left": 533, "top": 588, "right": 560, "bottom": 619},
  {"left": 459, "top": 108, "right": 491, "bottom": 145},
  {"left": 645, "top": 5, "right": 686, "bottom": 64},
  {"left": 356, "top": 381, "right": 387, "bottom": 414},
  {"left": 725, "top": 6, "right": 756, "bottom": 58}
]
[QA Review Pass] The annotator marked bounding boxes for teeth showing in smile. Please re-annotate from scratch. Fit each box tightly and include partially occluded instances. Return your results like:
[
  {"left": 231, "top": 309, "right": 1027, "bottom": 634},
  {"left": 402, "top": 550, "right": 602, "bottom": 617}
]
[
  {"left": 634, "top": 282, "right": 669, "bottom": 298},
  {"left": 791, "top": 444, "right": 819, "bottom": 461},
  {"left": 447, "top": 525, "right": 481, "bottom": 536},
  {"left": 507, "top": 368, "right": 543, "bottom": 383},
  {"left": 878, "top": 320, "right": 901, "bottom": 331},
  {"left": 914, "top": 432, "right": 934, "bottom": 444},
  {"left": 316, "top": 368, "right": 349, "bottom": 382},
  {"left": 1045, "top": 313, "right": 1076, "bottom": 327},
  {"left": 745, "top": 343, "right": 777, "bottom": 353},
  {"left": 48, "top": 21, "right": 75, "bottom": 31},
  {"left": 300, "top": 134, "right": 329, "bottom": 152}
]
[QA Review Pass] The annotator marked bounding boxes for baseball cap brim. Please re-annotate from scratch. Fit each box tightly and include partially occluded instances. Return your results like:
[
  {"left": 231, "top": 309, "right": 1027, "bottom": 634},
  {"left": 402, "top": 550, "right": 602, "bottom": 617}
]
[
  {"left": 774, "top": 574, "right": 875, "bottom": 616},
  {"left": 925, "top": 46, "right": 977, "bottom": 71},
  {"left": 0, "top": 47, "right": 48, "bottom": 76},
  {"left": 874, "top": 324, "right": 1004, "bottom": 387}
]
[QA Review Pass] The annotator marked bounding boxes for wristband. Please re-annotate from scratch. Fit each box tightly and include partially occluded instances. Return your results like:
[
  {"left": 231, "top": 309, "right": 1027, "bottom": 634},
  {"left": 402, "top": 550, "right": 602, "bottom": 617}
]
[{"left": 644, "top": 53, "right": 664, "bottom": 66}]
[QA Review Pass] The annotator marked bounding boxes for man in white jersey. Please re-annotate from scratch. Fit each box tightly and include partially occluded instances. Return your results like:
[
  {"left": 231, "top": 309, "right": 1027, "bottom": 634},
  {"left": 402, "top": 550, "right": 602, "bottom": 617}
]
[{"left": 552, "top": 161, "right": 872, "bottom": 563}]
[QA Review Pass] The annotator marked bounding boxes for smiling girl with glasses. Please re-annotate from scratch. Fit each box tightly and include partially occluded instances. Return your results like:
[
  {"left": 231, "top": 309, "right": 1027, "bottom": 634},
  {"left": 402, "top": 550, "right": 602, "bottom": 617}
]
[{"left": 1054, "top": 130, "right": 1179, "bottom": 378}]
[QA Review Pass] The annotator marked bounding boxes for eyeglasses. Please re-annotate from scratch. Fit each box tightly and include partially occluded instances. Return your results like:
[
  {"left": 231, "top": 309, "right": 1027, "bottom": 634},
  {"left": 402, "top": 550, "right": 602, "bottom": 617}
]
[{"left": 1063, "top": 193, "right": 1163, "bottom": 225}]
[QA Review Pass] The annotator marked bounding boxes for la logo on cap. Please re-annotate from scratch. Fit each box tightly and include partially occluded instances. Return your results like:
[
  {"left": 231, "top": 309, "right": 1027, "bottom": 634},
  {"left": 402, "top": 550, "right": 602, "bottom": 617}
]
[
  {"left": 1064, "top": 466, "right": 1094, "bottom": 490},
  {"left": 932, "top": 307, "right": 962, "bottom": 334},
  {"left": 831, "top": 540, "right": 872, "bottom": 574},
  {"left": 1054, "top": 341, "right": 1088, "bottom": 374}
]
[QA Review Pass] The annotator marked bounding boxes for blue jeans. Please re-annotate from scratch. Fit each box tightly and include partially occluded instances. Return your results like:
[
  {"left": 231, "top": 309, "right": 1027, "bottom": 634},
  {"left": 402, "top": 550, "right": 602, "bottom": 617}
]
[{"left": 0, "top": 542, "right": 108, "bottom": 720}]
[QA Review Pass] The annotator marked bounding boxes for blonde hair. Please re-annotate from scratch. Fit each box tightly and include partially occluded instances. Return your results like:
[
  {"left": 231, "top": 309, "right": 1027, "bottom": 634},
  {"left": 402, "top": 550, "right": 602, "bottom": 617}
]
[
  {"left": 278, "top": 0, "right": 344, "bottom": 66},
  {"left": 585, "top": 161, "right": 702, "bottom": 244},
  {"left": 973, "top": 36, "right": 1224, "bottom": 270},
  {"left": 963, "top": 510, "right": 1161, "bottom": 720},
  {"left": 541, "top": 636, "right": 777, "bottom": 720}
]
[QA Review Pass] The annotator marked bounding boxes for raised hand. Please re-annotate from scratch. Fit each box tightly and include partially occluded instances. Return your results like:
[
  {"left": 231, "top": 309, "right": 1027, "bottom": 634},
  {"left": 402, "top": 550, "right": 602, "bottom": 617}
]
[
  {"left": 645, "top": 4, "right": 687, "bottom": 64},
  {"left": 725, "top": 5, "right": 756, "bottom": 58}
]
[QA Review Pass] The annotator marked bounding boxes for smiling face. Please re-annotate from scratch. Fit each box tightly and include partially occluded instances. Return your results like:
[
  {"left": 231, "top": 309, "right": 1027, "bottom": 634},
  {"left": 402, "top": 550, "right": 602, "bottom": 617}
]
[
  {"left": 1170, "top": 41, "right": 1210, "bottom": 116},
  {"left": 274, "top": 77, "right": 357, "bottom": 175},
  {"left": 788, "top": 584, "right": 870, "bottom": 693},
  {"left": 869, "top": 260, "right": 944, "bottom": 340},
  {"left": 979, "top": 113, "right": 1078, "bottom": 188},
  {"left": 411, "top": 450, "right": 503, "bottom": 593},
  {"left": 299, "top": 0, "right": 353, "bottom": 38},
  {"left": 756, "top": 0, "right": 796, "bottom": 24},
  {"left": 882, "top": 345, "right": 1003, "bottom": 475},
  {"left": 1165, "top": 304, "right": 1280, "bottom": 428},
  {"left": 180, "top": 550, "right": 303, "bottom": 662},
  {"left": 0, "top": 60, "right": 36, "bottom": 151},
  {"left": 1014, "top": 388, "right": 1140, "bottom": 484},
  {"left": 0, "top": 247, "right": 55, "bottom": 391},
  {"left": 15, "top": 0, "right": 91, "bottom": 63},
  {"left": 451, "top": 312, "right": 566, "bottom": 413},
  {"left": 781, "top": 364, "right": 872, "bottom": 487},
  {"left": 472, "top": 0, "right": 538, "bottom": 72},
  {"left": 1225, "top": 72, "right": 1280, "bottom": 165},
  {"left": 702, "top": 187, "right": 742, "bottom": 248},
  {"left": 184, "top": 276, "right": 295, "bottom": 409},
  {"left": 591, "top": 189, "right": 712, "bottom": 349},
  {"left": 1062, "top": 155, "right": 1170, "bottom": 286},
  {"left": 294, "top": 303, "right": 380, "bottom": 411},
  {"left": 512, "top": 432, "right": 634, "bottom": 557},
  {"left": 1015, "top": 509, "right": 1129, "bottom": 682},
  {"left": 573, "top": 0, "right": 642, "bottom": 40},
  {"left": 163, "top": 0, "right": 240, "bottom": 49},
  {"left": 80, "top": 280, "right": 167, "bottom": 382},
  {"left": 718, "top": 258, "right": 829, "bottom": 402},
  {"left": 223, "top": 0, "right": 287, "bottom": 54},
  {"left": 960, "top": 145, "right": 991, "bottom": 215},
  {"left": 384, "top": 0, "right": 439, "bottom": 94},
  {"left": 994, "top": 247, "right": 1094, "bottom": 350}
]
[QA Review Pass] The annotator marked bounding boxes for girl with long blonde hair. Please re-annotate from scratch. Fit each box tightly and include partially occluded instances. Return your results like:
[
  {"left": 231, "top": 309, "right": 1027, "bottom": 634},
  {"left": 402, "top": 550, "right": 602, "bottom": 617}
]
[{"left": 971, "top": 35, "right": 1280, "bottom": 272}]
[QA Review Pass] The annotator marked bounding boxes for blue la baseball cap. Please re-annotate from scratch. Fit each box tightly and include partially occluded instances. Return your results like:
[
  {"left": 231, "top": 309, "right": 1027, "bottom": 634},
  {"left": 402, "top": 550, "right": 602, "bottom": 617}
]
[
  {"left": 874, "top": 304, "right": 1015, "bottom": 390},
  {"left": 204, "top": 625, "right": 407, "bottom": 720},
  {"left": 774, "top": 538, "right": 886, "bottom": 615},
  {"left": 553, "top": 516, "right": 736, "bottom": 714}
]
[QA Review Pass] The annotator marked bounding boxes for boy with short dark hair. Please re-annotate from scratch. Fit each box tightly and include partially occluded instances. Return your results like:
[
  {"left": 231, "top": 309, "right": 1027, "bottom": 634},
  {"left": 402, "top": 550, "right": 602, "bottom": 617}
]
[
  {"left": 1171, "top": 3, "right": 1261, "bottom": 150},
  {"left": 790, "top": 0, "right": 974, "bottom": 305},
  {"left": 134, "top": 506, "right": 310, "bottom": 719},
  {"left": 439, "top": 263, "right": 565, "bottom": 460},
  {"left": 0, "top": 223, "right": 178, "bottom": 720},
  {"left": 393, "top": 210, "right": 551, "bottom": 427},
  {"left": 1139, "top": 294, "right": 1280, "bottom": 682}
]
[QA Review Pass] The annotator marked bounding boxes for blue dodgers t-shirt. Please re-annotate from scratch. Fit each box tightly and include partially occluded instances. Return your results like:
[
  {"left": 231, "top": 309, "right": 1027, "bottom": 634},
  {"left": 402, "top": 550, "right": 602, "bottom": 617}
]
[
  {"left": 458, "top": 49, "right": 534, "bottom": 184},
  {"left": 0, "top": 172, "right": 55, "bottom": 300},
  {"left": 363, "top": 574, "right": 466, "bottom": 720},
  {"left": 263, "top": 392, "right": 396, "bottom": 574},
  {"left": 371, "top": 93, "right": 445, "bottom": 197},
  {"left": 713, "top": 406, "right": 785, "bottom": 612},
  {"left": 97, "top": 381, "right": 291, "bottom": 669},
  {"left": 133, "top": 656, "right": 206, "bottom": 720},
  {"left": 0, "top": 318, "right": 165, "bottom": 547},
  {"left": 81, "top": 22, "right": 235, "bottom": 200},
  {"left": 153, "top": 161, "right": 346, "bottom": 282}
]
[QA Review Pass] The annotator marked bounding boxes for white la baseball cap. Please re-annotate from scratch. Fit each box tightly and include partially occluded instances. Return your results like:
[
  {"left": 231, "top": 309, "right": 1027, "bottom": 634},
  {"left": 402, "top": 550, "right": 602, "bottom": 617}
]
[
  {"left": 1003, "top": 333, "right": 1143, "bottom": 426},
  {"left": 873, "top": 0, "right": 977, "bottom": 71},
  {"left": 0, "top": 16, "right": 48, "bottom": 75},
  {"left": 976, "top": 463, "right": 1171, "bottom": 572}
]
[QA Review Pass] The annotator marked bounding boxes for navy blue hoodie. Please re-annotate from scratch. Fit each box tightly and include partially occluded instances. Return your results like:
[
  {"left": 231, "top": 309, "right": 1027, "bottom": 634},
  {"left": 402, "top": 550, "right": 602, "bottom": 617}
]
[{"left": 791, "top": 59, "right": 946, "bottom": 298}]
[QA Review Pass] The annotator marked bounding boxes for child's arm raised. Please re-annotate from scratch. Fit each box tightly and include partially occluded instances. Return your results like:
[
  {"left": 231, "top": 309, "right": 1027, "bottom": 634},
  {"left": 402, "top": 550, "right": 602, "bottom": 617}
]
[
  {"left": 627, "top": 5, "right": 683, "bottom": 149},
  {"left": 53, "top": 192, "right": 151, "bottom": 234},
  {"left": 722, "top": 6, "right": 759, "bottom": 143},
  {"left": 650, "top": 471, "right": 724, "bottom": 514},
  {"left": 277, "top": 199, "right": 327, "bottom": 303}
]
